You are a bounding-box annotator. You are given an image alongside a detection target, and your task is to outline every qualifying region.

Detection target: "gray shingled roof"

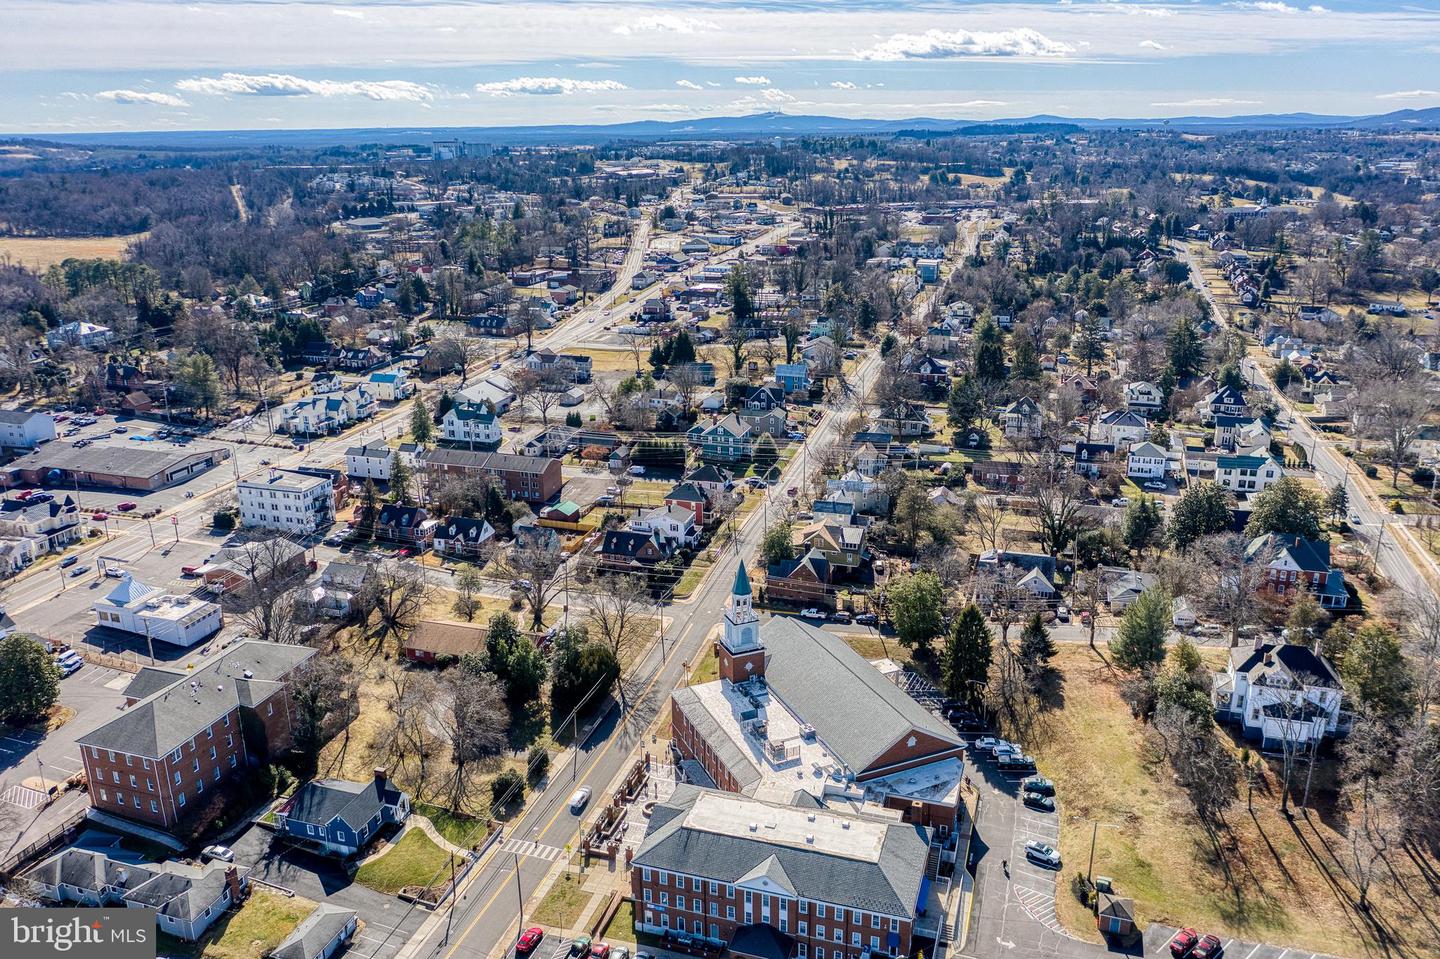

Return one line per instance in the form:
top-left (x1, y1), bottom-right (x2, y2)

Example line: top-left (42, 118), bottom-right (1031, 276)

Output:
top-left (632, 785), bottom-right (928, 919)
top-left (269, 903), bottom-right (357, 959)
top-left (123, 666), bottom-right (187, 702)
top-left (761, 617), bottom-right (961, 775)
top-left (671, 687), bottom-right (761, 792)
top-left (282, 776), bottom-right (405, 832)
top-left (79, 641), bottom-right (315, 758)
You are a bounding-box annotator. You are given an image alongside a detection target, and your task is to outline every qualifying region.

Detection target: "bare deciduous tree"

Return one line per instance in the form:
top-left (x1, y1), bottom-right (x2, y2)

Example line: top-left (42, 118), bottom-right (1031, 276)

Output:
top-left (361, 561), bottom-right (432, 651)
top-left (433, 670), bottom-right (509, 811)
top-left (1188, 532), bottom-right (1270, 648)
top-left (500, 543), bottom-right (566, 630)
top-left (584, 575), bottom-right (654, 709)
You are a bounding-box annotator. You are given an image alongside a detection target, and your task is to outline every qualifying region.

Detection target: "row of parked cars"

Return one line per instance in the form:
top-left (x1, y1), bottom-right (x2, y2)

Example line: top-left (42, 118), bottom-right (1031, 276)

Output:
top-left (1169, 928), bottom-right (1224, 959)
top-left (515, 928), bottom-right (652, 959)
top-left (968, 735), bottom-right (1064, 869)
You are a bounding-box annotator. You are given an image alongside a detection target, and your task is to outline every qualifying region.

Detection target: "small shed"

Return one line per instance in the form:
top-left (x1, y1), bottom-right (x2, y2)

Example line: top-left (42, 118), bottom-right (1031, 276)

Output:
top-left (1096, 892), bottom-right (1136, 937)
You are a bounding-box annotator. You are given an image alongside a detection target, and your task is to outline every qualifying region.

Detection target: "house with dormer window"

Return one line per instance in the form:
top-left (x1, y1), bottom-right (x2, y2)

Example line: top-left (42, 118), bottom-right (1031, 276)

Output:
top-left (1212, 641), bottom-right (1347, 749)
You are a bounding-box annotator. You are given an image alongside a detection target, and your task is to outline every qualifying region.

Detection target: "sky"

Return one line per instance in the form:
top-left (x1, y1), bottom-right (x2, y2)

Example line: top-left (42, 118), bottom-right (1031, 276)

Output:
top-left (4, 0), bottom-right (1440, 135)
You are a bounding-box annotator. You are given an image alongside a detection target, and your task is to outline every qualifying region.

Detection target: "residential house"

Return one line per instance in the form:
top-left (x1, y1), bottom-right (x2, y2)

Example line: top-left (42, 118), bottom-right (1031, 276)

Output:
top-left (1072, 442), bottom-right (1115, 479)
top-left (268, 904), bottom-right (359, 959)
top-left (792, 518), bottom-right (865, 571)
top-left (1247, 533), bottom-right (1349, 609)
top-left (22, 849), bottom-right (246, 942)
top-left (1000, 397), bottom-right (1043, 439)
top-left (906, 354), bottom-right (951, 389)
top-left (1126, 441), bottom-right (1168, 480)
top-left (432, 516), bottom-right (497, 559)
top-left (1213, 642), bottom-right (1347, 749)
top-left (1201, 385), bottom-right (1250, 421)
top-left (276, 770), bottom-right (411, 857)
top-left (524, 348), bottom-right (593, 384)
top-left (201, 539), bottom-right (307, 595)
top-left (239, 469), bottom-right (335, 533)
top-left (345, 442), bottom-right (419, 481)
top-left (78, 641), bottom-right (314, 831)
top-left (1124, 381), bottom-right (1164, 417)
top-left (313, 561), bottom-right (373, 618)
top-left (773, 363), bottom-right (811, 395)
top-left (1216, 453), bottom-right (1282, 496)
top-left (682, 464), bottom-right (732, 500)
top-left (456, 376), bottom-right (517, 415)
top-left (876, 401), bottom-right (931, 437)
top-left (513, 516), bottom-right (561, 553)
top-left (633, 504), bottom-right (702, 552)
top-left (374, 504), bottom-right (433, 547)
top-left (765, 548), bottom-right (833, 609)
top-left (664, 482), bottom-right (712, 526)
top-left (403, 619), bottom-right (488, 663)
top-left (826, 469), bottom-right (889, 514)
top-left (1213, 416), bottom-right (1271, 453)
top-left (0, 495), bottom-right (82, 554)
top-left (688, 414), bottom-right (757, 463)
top-left (47, 321), bottom-right (113, 350)
top-left (0, 409), bottom-right (56, 449)
top-left (367, 369), bottom-right (414, 402)
top-left (595, 528), bottom-right (667, 572)
top-left (1094, 410), bottom-right (1149, 448)
top-left (743, 384), bottom-right (786, 413)
top-left (1102, 567), bottom-right (1157, 610)
top-left (442, 403), bottom-right (502, 448)
top-left (971, 460), bottom-right (1025, 490)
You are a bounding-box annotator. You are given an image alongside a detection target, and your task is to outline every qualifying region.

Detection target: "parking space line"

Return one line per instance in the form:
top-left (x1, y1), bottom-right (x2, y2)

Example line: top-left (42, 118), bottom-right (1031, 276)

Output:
top-left (1241, 944), bottom-right (1262, 959)
top-left (1275, 949), bottom-right (1288, 959)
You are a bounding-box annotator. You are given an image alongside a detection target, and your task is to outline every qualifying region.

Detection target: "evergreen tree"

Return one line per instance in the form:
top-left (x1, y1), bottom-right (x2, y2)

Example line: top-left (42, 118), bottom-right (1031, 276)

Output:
top-left (435, 391), bottom-right (455, 421)
top-left (389, 453), bottom-right (414, 505)
top-left (0, 634), bottom-right (60, 724)
top-left (947, 374), bottom-right (981, 430)
top-left (1244, 477), bottom-right (1322, 540)
top-left (410, 398), bottom-right (435, 444)
top-left (1325, 482), bottom-right (1349, 521)
top-left (358, 479), bottom-right (381, 538)
top-left (753, 432), bottom-right (779, 469)
top-left (1166, 315), bottom-right (1205, 382)
top-left (670, 331), bottom-right (697, 366)
top-left (1340, 623), bottom-right (1416, 725)
top-left (943, 605), bottom-right (993, 707)
top-left (886, 572), bottom-right (946, 650)
top-left (1167, 481), bottom-right (1233, 550)
top-left (726, 265), bottom-right (755, 324)
top-left (1074, 312), bottom-right (1105, 376)
top-left (1111, 587), bottom-right (1172, 672)
top-left (1010, 336), bottom-right (1042, 382)
top-left (1017, 612), bottom-right (1057, 686)
top-left (973, 315), bottom-right (1006, 382)
top-left (1122, 495), bottom-right (1164, 553)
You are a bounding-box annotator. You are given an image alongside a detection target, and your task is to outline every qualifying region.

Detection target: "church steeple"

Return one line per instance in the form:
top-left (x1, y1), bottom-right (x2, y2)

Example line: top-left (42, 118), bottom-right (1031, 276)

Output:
top-left (719, 561), bottom-right (765, 683)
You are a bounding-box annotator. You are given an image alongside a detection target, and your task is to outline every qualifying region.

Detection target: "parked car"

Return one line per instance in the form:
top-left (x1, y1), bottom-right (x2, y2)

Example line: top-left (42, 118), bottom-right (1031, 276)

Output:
top-left (1022, 776), bottom-right (1055, 796)
top-left (590, 944), bottom-right (611, 959)
top-left (181, 565), bottom-right (200, 576)
top-left (569, 936), bottom-right (592, 955)
top-left (855, 613), bottom-right (879, 626)
top-left (627, 465), bottom-right (646, 476)
top-left (610, 947), bottom-right (630, 959)
top-left (1168, 928), bottom-right (1200, 957)
top-left (1143, 481), bottom-right (1167, 492)
top-left (1054, 605), bottom-right (1069, 623)
top-left (90, 511), bottom-right (108, 521)
top-left (1025, 840), bottom-right (1062, 868)
top-left (1192, 934), bottom-right (1223, 959)
top-left (787, 431), bottom-right (806, 441)
top-left (104, 567), bottom-right (125, 578)
top-left (974, 736), bottom-right (999, 752)
top-left (1347, 513), bottom-right (1364, 526)
top-left (59, 658), bottom-right (83, 677)
top-left (116, 502), bottom-right (137, 511)
top-left (1023, 793), bottom-right (1055, 813)
top-left (830, 610), bottom-right (851, 623)
top-left (112, 426), bottom-right (127, 434)
top-left (569, 786), bottom-right (592, 812)
top-left (515, 928), bottom-right (544, 955)
top-left (999, 754), bottom-right (1037, 772)
top-left (1111, 496), bottom-right (1130, 507)
top-left (200, 844), bottom-right (234, 863)
top-left (323, 533), bottom-right (346, 547)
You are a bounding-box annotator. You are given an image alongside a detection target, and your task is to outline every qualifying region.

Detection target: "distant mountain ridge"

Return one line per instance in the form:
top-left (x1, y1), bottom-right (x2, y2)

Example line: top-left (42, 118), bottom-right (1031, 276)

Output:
top-left (9, 106), bottom-right (1440, 150)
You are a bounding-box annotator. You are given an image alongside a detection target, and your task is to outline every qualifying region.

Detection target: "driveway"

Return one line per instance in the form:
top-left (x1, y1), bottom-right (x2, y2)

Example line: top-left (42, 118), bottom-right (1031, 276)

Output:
top-left (228, 823), bottom-right (428, 959)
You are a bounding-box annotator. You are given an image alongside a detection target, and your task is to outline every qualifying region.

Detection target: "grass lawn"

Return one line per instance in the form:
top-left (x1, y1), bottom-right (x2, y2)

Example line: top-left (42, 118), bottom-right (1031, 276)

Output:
top-left (159, 891), bottom-right (313, 959)
top-left (413, 802), bottom-right (492, 850)
top-left (687, 647), bottom-right (719, 685)
top-left (355, 828), bottom-right (463, 895)
top-left (1034, 645), bottom-right (1440, 957)
top-left (602, 898), bottom-right (637, 944)
top-left (531, 872), bottom-right (593, 930)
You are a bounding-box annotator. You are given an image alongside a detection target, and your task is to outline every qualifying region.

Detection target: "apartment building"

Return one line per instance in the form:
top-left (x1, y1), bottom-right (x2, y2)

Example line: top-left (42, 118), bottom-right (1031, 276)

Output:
top-left (78, 642), bottom-right (315, 831)
top-left (238, 469), bottom-right (335, 533)
top-left (418, 448), bottom-right (562, 504)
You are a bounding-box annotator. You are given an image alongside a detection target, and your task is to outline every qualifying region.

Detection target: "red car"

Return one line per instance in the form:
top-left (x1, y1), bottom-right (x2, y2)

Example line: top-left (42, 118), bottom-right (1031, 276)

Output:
top-left (1169, 929), bottom-right (1199, 957)
top-left (1192, 935), bottom-right (1223, 959)
top-left (515, 928), bottom-right (544, 955)
top-left (91, 511), bottom-right (109, 521)
top-left (590, 945), bottom-right (610, 959)
top-left (116, 502), bottom-right (137, 511)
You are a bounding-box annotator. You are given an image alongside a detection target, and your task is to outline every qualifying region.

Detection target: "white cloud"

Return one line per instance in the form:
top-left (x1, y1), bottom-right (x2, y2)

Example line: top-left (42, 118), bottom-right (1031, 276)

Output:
top-left (831, 80), bottom-right (858, 90)
top-left (1229, 1), bottom-right (1327, 11)
top-left (177, 72), bottom-right (433, 101)
top-left (1376, 89), bottom-right (1440, 99)
top-left (855, 27), bottom-right (1074, 61)
top-left (734, 75), bottom-right (772, 85)
top-left (473, 76), bottom-right (628, 96)
top-left (95, 89), bottom-right (188, 107)
top-left (332, 9), bottom-right (365, 19)
top-left (1152, 97), bottom-right (1262, 106)
top-left (1139, 39), bottom-right (1166, 50)
top-left (761, 88), bottom-right (795, 103)
top-left (612, 15), bottom-right (719, 36)
top-left (675, 79), bottom-right (704, 91)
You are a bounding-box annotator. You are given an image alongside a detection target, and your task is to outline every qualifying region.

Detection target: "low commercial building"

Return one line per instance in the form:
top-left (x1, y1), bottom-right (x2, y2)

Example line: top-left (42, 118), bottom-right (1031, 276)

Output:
top-left (7, 442), bottom-right (229, 491)
top-left (93, 574), bottom-right (223, 647)
top-left (0, 409), bottom-right (56, 449)
top-left (238, 469), bottom-right (335, 533)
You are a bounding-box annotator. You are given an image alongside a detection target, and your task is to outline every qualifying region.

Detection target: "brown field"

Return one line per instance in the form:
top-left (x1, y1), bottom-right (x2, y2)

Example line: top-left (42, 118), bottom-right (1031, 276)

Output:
top-left (1035, 644), bottom-right (1440, 958)
top-left (0, 233), bottom-right (147, 269)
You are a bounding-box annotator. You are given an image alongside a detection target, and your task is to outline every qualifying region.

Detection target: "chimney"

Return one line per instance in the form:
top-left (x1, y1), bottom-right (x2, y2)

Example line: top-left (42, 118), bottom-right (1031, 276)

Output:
top-left (224, 866), bottom-right (244, 903)
top-left (374, 767), bottom-right (388, 785)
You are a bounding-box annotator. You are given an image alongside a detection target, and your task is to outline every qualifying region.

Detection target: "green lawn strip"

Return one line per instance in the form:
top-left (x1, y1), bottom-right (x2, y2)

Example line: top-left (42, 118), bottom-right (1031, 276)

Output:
top-left (413, 802), bottom-right (491, 849)
top-left (354, 828), bottom-right (462, 895)
top-left (602, 898), bottom-right (637, 944)
top-left (530, 872), bottom-right (592, 929)
top-left (158, 890), bottom-right (313, 959)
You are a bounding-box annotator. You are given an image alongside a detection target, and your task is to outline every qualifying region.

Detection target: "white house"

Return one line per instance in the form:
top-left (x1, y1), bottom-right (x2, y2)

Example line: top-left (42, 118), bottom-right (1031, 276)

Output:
top-left (1213, 642), bottom-right (1346, 750)
top-left (345, 442), bottom-right (419, 481)
top-left (367, 369), bottom-right (414, 402)
top-left (0, 409), bottom-right (56, 449)
top-left (456, 376), bottom-right (516, 415)
top-left (1127, 441), bottom-right (1168, 480)
top-left (1095, 409), bottom-right (1148, 449)
top-left (1000, 397), bottom-right (1043, 439)
top-left (47, 321), bottom-right (112, 350)
top-left (442, 404), bottom-right (502, 447)
top-left (1125, 381), bottom-right (1164, 417)
top-left (238, 469), bottom-right (335, 533)
top-left (93, 574), bottom-right (223, 647)
top-left (632, 504), bottom-right (701, 552)
top-left (1216, 453), bottom-right (1282, 496)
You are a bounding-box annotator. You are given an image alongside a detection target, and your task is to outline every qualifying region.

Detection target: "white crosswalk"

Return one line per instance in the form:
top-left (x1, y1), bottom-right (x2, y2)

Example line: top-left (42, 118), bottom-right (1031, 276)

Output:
top-left (500, 838), bottom-right (564, 862)
top-left (1, 784), bottom-right (47, 809)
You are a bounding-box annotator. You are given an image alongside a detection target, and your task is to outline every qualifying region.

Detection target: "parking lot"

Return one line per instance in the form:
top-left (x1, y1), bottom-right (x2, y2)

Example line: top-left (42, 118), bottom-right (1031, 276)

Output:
top-left (1144, 927), bottom-right (1348, 959)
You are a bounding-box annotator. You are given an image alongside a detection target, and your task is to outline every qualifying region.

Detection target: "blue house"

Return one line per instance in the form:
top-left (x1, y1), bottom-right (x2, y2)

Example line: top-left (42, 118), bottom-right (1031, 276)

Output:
top-left (276, 771), bottom-right (411, 857)
top-left (687, 414), bottom-right (756, 463)
top-left (354, 288), bottom-right (383, 309)
top-left (774, 363), bottom-right (811, 396)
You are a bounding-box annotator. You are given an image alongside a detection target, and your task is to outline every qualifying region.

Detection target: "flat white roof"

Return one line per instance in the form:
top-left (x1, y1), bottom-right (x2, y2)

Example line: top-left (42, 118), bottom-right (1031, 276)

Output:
top-left (684, 790), bottom-right (888, 864)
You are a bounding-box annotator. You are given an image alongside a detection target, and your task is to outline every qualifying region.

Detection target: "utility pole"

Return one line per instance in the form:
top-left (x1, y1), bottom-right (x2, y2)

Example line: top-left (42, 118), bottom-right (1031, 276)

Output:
top-left (146, 519), bottom-right (156, 548)
top-left (1086, 821), bottom-right (1098, 887)
top-left (35, 755), bottom-right (48, 804)
top-left (444, 854), bottom-right (458, 944)
top-left (513, 851), bottom-right (524, 939)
